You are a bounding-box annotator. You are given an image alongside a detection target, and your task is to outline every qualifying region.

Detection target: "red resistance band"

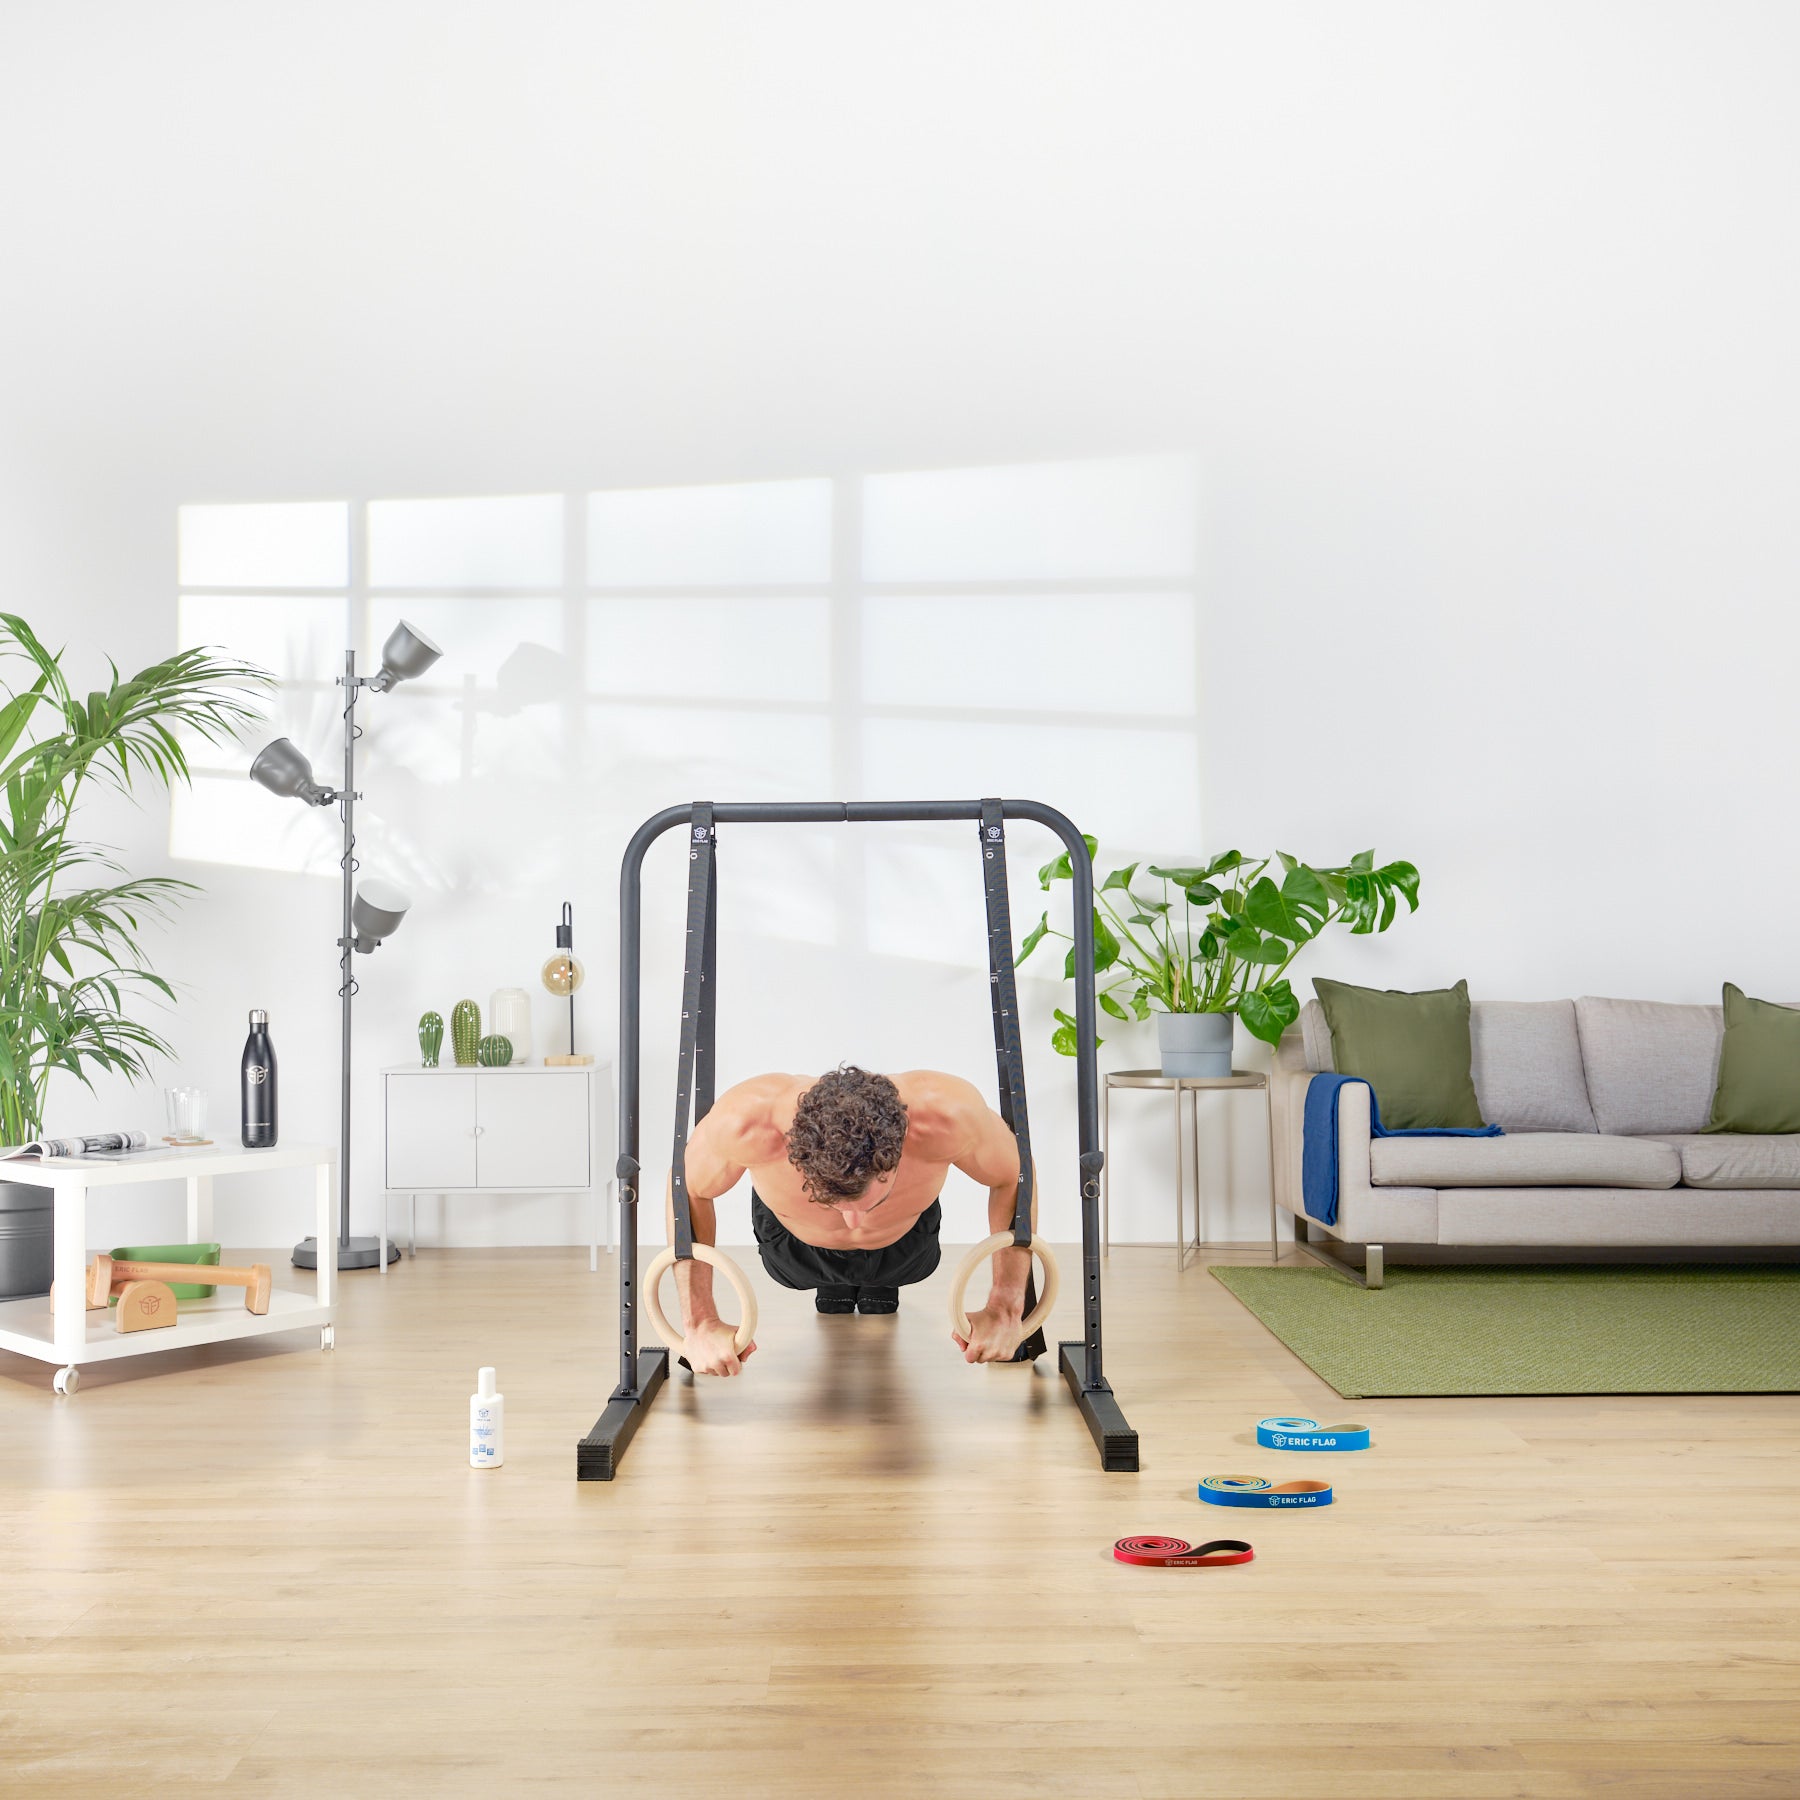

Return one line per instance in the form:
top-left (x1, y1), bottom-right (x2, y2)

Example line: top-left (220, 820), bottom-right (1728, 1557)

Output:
top-left (1113, 1535), bottom-right (1254, 1568)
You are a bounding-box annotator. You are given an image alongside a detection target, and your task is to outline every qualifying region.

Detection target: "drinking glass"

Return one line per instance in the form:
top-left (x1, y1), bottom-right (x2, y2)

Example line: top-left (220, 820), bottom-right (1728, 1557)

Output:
top-left (165, 1087), bottom-right (209, 1143)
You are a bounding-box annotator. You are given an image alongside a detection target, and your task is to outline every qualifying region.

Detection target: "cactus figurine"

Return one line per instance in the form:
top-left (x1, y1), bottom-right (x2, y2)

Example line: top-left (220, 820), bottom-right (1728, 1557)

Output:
top-left (476, 1033), bottom-right (513, 1068)
top-left (451, 998), bottom-right (481, 1067)
top-left (418, 1010), bottom-right (444, 1068)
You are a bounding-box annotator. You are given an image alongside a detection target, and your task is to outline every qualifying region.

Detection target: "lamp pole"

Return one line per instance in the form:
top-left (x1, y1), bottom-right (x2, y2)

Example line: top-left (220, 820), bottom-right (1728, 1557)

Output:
top-left (252, 619), bottom-right (440, 1271)
top-left (335, 647), bottom-right (361, 1265)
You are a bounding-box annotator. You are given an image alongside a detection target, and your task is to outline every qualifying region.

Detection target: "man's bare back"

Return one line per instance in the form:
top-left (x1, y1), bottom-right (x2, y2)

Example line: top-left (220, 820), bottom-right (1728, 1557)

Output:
top-left (668, 1065), bottom-right (1035, 1375)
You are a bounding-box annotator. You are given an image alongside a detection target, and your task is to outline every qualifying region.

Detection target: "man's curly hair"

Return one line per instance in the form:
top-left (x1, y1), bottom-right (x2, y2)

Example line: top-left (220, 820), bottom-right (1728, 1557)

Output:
top-left (787, 1065), bottom-right (909, 1203)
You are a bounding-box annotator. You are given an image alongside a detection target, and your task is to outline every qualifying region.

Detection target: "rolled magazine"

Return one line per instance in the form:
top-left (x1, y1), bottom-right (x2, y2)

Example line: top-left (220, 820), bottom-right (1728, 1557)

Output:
top-left (6, 1130), bottom-right (151, 1159)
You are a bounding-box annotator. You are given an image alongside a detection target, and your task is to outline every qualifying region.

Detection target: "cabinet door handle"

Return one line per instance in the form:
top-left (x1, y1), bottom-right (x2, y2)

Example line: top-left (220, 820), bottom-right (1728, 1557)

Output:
top-left (470, 1126), bottom-right (485, 1136)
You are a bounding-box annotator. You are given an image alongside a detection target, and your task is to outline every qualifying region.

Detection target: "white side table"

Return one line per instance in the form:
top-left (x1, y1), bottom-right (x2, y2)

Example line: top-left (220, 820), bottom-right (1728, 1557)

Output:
top-left (1102, 1070), bottom-right (1277, 1270)
top-left (382, 1063), bottom-right (610, 1269)
top-left (0, 1141), bottom-right (337, 1394)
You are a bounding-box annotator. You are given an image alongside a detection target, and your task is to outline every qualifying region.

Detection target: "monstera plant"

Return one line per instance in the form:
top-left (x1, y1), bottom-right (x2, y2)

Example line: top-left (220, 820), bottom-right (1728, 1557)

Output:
top-left (0, 614), bottom-right (269, 1142)
top-left (1018, 841), bottom-right (1421, 1054)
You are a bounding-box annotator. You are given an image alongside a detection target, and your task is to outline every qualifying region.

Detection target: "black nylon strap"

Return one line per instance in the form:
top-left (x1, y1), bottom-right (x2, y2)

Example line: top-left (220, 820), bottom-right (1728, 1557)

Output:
top-left (670, 802), bottom-right (716, 1261)
top-left (979, 800), bottom-right (1033, 1247)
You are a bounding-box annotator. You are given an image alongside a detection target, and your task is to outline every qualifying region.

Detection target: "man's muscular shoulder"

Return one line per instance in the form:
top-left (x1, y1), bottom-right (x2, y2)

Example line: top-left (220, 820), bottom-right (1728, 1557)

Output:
top-left (696, 1073), bottom-right (801, 1165)
top-left (892, 1069), bottom-right (994, 1159)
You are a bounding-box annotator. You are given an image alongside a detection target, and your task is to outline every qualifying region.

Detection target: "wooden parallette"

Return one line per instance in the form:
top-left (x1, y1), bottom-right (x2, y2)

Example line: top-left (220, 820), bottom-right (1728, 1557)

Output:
top-left (86, 1254), bottom-right (273, 1316)
top-left (113, 1279), bottom-right (179, 1333)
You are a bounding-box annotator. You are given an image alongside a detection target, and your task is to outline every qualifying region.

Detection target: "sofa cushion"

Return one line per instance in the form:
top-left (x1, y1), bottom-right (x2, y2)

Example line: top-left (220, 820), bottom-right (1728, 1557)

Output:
top-left (1469, 1000), bottom-right (1597, 1134)
top-left (1434, 1186), bottom-right (1800, 1247)
top-left (1303, 998), bottom-right (1598, 1132)
top-left (1312, 977), bottom-right (1486, 1129)
top-left (1574, 997), bottom-right (1723, 1135)
top-left (1646, 1132), bottom-right (1800, 1190)
top-left (1705, 983), bottom-right (1800, 1133)
top-left (1369, 1132), bottom-right (1678, 1189)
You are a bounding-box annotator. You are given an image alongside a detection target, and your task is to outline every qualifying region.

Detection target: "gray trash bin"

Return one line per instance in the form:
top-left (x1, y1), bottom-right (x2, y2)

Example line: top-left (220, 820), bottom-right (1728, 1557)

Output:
top-left (0, 1181), bottom-right (53, 1298)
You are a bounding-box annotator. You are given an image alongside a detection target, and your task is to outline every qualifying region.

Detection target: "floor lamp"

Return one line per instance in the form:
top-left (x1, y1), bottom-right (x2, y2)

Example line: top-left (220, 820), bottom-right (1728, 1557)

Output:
top-left (250, 620), bottom-right (443, 1270)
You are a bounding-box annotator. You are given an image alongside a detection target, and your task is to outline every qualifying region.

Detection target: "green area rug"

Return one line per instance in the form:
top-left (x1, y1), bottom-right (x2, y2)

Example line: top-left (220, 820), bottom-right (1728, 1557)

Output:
top-left (1209, 1263), bottom-right (1800, 1397)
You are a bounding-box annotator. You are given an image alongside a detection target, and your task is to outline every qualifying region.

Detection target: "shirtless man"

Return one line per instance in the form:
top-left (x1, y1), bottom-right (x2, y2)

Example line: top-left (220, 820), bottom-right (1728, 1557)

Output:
top-left (667, 1064), bottom-right (1041, 1377)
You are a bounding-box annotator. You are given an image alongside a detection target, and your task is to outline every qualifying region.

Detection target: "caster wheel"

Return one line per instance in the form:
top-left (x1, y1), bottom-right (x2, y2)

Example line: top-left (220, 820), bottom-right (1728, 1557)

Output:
top-left (53, 1366), bottom-right (79, 1396)
top-left (320, 1325), bottom-right (335, 1351)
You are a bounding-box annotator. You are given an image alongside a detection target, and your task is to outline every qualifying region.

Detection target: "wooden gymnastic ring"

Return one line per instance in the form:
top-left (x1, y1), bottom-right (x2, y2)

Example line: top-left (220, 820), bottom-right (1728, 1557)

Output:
top-left (948, 1232), bottom-right (1059, 1345)
top-left (642, 1243), bottom-right (758, 1360)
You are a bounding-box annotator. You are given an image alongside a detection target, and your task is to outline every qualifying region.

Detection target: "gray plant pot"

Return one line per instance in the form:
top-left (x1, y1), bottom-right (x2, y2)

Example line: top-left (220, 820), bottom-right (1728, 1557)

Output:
top-left (1157, 1011), bottom-right (1234, 1079)
top-left (0, 1180), bottom-right (53, 1299)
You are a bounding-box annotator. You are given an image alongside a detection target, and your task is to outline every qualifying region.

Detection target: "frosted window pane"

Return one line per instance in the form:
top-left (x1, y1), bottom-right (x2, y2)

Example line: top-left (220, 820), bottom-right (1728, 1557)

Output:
top-left (179, 594), bottom-right (345, 688)
top-left (588, 598), bottom-right (829, 702)
top-left (862, 455), bottom-right (1197, 583)
top-left (368, 494), bottom-right (564, 588)
top-left (366, 598), bottom-right (567, 694)
top-left (588, 480), bottom-right (831, 586)
top-left (862, 594), bottom-right (1193, 714)
top-left (861, 719), bottom-right (1200, 848)
top-left (170, 775), bottom-right (340, 875)
top-left (178, 503), bottom-right (348, 588)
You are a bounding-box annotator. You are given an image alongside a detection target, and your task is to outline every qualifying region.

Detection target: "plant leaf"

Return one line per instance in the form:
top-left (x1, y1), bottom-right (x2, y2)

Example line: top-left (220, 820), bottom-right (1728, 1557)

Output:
top-left (1237, 978), bottom-right (1300, 1045)
top-left (1017, 912), bottom-right (1051, 964)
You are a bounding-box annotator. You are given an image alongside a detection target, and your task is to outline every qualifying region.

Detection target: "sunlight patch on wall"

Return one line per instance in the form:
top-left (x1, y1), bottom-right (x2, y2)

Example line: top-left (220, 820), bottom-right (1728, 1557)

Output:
top-left (170, 774), bottom-right (341, 875)
top-left (588, 478), bottom-right (832, 586)
top-left (588, 597), bottom-right (829, 703)
top-left (367, 494), bottom-right (564, 588)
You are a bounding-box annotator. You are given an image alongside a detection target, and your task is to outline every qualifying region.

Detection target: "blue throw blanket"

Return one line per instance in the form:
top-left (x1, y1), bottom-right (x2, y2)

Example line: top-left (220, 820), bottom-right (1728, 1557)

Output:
top-left (1301, 1073), bottom-right (1503, 1226)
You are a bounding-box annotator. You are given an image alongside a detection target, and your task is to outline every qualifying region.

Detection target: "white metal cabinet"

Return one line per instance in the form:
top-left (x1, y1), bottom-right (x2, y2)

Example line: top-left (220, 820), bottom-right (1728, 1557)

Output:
top-left (385, 1072), bottom-right (479, 1188)
top-left (381, 1065), bottom-right (607, 1269)
top-left (476, 1069), bottom-right (590, 1189)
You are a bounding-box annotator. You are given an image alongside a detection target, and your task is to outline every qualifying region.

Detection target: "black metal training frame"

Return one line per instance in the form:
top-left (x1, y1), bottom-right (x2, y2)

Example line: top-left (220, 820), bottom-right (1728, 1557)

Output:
top-left (576, 799), bottom-right (1140, 1480)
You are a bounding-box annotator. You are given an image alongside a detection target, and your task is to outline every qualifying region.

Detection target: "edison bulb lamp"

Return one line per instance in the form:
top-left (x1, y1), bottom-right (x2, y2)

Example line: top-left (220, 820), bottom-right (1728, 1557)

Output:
top-left (541, 901), bottom-right (590, 1063)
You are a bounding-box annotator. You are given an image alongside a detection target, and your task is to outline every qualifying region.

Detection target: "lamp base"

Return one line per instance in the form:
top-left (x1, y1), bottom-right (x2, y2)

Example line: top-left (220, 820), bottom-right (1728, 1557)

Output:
top-left (292, 1235), bottom-right (402, 1270)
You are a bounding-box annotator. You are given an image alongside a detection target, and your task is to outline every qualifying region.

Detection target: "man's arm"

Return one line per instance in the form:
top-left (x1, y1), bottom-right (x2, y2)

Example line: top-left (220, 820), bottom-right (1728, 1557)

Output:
top-left (663, 1083), bottom-right (768, 1376)
top-left (936, 1077), bottom-right (1036, 1364)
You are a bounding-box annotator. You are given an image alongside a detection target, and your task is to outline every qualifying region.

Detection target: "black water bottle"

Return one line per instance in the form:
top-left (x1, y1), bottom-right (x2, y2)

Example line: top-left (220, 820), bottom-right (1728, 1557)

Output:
top-left (241, 1008), bottom-right (278, 1148)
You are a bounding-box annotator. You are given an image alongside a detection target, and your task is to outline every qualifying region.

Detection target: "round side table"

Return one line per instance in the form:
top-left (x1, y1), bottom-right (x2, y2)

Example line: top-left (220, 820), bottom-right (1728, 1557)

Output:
top-left (1102, 1069), bottom-right (1278, 1270)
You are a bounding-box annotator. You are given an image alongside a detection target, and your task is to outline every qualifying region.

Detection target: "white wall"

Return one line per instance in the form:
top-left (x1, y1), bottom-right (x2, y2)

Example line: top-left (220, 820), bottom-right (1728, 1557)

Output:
top-left (2, 1), bottom-right (1796, 1251)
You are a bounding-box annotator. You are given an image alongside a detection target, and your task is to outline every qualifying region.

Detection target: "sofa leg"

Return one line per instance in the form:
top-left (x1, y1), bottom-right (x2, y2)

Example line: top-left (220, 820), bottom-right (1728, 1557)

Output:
top-left (1293, 1216), bottom-right (1385, 1289)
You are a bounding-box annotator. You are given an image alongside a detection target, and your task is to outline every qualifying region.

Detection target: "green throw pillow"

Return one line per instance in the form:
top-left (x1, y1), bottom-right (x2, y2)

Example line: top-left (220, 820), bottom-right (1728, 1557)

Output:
top-left (1704, 982), bottom-right (1800, 1134)
top-left (1313, 977), bottom-right (1487, 1130)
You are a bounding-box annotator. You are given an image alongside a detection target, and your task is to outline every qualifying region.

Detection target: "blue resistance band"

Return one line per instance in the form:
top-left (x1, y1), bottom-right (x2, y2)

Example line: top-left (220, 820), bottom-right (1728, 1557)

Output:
top-left (1199, 1474), bottom-right (1333, 1509)
top-left (1256, 1416), bottom-right (1371, 1453)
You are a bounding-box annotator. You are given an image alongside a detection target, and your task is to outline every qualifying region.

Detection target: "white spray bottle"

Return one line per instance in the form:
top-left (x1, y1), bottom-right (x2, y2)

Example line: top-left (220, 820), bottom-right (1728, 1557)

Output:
top-left (470, 1366), bottom-right (504, 1468)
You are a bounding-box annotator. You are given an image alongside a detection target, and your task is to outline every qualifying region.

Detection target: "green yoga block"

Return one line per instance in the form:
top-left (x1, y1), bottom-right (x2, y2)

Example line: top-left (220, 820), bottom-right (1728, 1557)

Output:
top-left (451, 999), bottom-right (481, 1067)
top-left (111, 1241), bottom-right (221, 1303)
top-left (418, 1011), bottom-right (444, 1067)
top-left (476, 1033), bottom-right (513, 1067)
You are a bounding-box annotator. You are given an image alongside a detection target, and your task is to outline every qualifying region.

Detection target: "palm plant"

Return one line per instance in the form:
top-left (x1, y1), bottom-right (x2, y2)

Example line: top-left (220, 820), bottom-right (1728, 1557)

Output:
top-left (0, 614), bottom-right (270, 1143)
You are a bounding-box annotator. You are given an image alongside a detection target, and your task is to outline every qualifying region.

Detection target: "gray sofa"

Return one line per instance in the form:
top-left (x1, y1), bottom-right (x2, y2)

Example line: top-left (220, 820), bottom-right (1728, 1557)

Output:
top-left (1270, 996), bottom-right (1800, 1286)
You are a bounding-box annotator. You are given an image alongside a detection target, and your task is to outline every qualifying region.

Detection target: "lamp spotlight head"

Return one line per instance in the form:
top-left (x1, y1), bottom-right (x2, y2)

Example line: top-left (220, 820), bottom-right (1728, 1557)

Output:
top-left (369, 618), bottom-right (443, 692)
top-left (249, 738), bottom-right (333, 806)
top-left (350, 878), bottom-right (412, 952)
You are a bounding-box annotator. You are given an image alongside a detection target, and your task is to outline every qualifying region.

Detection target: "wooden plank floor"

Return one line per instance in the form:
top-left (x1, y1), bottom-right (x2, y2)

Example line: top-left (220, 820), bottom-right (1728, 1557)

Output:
top-left (2, 1243), bottom-right (1797, 1797)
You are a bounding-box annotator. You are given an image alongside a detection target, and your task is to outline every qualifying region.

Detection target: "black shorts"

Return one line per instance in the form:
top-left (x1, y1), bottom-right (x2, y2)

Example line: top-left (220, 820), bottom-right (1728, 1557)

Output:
top-left (751, 1193), bottom-right (943, 1292)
